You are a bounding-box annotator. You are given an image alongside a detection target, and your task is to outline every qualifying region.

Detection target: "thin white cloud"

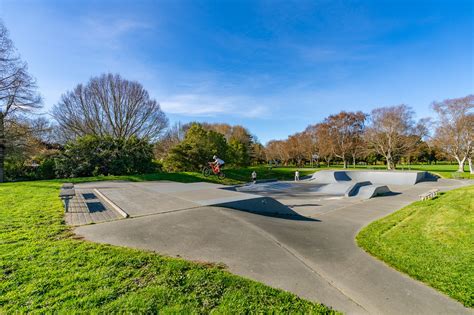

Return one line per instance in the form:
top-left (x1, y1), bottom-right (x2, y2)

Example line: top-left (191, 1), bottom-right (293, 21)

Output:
top-left (161, 93), bottom-right (269, 118)
top-left (81, 16), bottom-right (152, 49)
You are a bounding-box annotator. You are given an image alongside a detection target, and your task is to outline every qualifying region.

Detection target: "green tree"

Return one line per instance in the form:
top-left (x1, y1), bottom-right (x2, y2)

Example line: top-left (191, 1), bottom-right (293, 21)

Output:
top-left (228, 138), bottom-right (250, 166)
top-left (164, 123), bottom-right (227, 171)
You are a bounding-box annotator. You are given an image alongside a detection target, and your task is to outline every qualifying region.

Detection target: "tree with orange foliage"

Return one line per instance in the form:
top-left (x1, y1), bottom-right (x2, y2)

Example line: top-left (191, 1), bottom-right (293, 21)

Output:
top-left (324, 111), bottom-right (366, 168)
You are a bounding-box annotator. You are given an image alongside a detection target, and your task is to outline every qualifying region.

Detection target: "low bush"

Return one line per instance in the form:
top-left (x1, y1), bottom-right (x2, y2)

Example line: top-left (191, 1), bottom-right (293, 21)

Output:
top-left (55, 135), bottom-right (156, 178)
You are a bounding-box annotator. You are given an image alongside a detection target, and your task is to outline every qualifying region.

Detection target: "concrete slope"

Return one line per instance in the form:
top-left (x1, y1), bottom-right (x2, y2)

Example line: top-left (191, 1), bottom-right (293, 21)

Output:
top-left (355, 184), bottom-right (391, 199)
top-left (231, 180), bottom-right (472, 315)
top-left (310, 170), bottom-right (352, 183)
top-left (208, 196), bottom-right (301, 216)
top-left (76, 206), bottom-right (365, 313)
top-left (345, 170), bottom-right (429, 185)
top-left (78, 181), bottom-right (299, 218)
top-left (310, 170), bottom-right (432, 185)
top-left (75, 179), bottom-right (473, 315)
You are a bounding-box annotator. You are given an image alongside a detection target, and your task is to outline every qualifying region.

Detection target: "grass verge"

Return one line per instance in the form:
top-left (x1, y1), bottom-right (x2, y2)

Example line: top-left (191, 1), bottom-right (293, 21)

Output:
top-left (356, 185), bottom-right (474, 307)
top-left (0, 180), bottom-right (337, 313)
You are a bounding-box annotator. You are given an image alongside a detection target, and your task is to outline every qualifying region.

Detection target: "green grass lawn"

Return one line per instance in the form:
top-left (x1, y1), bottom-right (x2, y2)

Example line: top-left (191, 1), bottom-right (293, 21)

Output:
top-left (356, 185), bottom-right (474, 307)
top-left (0, 180), bottom-right (337, 313)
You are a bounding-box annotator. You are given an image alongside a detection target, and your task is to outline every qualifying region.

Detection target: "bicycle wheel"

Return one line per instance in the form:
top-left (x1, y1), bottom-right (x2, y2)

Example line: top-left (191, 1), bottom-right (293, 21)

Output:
top-left (202, 166), bottom-right (212, 177)
top-left (218, 172), bottom-right (226, 179)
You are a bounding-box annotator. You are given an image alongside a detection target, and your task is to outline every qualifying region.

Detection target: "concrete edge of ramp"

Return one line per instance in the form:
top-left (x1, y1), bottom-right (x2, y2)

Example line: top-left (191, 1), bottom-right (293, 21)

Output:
top-left (344, 181), bottom-right (372, 197)
top-left (93, 189), bottom-right (129, 218)
top-left (356, 185), bottom-right (391, 199)
top-left (310, 170), bottom-right (351, 183)
top-left (213, 196), bottom-right (301, 216)
top-left (311, 170), bottom-right (434, 185)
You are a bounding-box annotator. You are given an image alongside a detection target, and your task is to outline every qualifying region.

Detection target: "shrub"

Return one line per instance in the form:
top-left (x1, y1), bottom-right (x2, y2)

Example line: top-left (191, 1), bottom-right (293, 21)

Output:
top-left (38, 156), bottom-right (57, 179)
top-left (55, 135), bottom-right (156, 177)
top-left (163, 123), bottom-right (228, 171)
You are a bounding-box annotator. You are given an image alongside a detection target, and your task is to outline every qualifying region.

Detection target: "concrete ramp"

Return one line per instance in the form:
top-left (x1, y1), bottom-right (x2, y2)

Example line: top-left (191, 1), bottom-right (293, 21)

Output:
top-left (306, 170), bottom-right (436, 199)
top-left (210, 196), bottom-right (300, 216)
top-left (356, 185), bottom-right (391, 199)
top-left (344, 170), bottom-right (430, 185)
top-left (344, 181), bottom-right (372, 197)
top-left (311, 170), bottom-right (432, 185)
top-left (315, 182), bottom-right (354, 195)
top-left (97, 187), bottom-right (199, 217)
top-left (308, 181), bottom-right (391, 199)
top-left (89, 181), bottom-right (298, 218)
top-left (310, 170), bottom-right (351, 183)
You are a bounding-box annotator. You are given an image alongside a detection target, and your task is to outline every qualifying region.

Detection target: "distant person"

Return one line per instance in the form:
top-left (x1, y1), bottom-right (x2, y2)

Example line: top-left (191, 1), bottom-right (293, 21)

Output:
top-left (295, 170), bottom-right (300, 181)
top-left (212, 155), bottom-right (225, 173)
top-left (251, 171), bottom-right (257, 183)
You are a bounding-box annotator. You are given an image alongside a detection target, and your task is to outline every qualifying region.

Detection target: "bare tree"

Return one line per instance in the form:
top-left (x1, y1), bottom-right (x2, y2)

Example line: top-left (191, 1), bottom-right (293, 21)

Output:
top-left (432, 95), bottom-right (474, 173)
top-left (305, 123), bottom-right (334, 167)
top-left (365, 105), bottom-right (424, 170)
top-left (154, 122), bottom-right (186, 160)
top-left (52, 73), bottom-right (168, 141)
top-left (265, 140), bottom-right (286, 165)
top-left (0, 21), bottom-right (42, 182)
top-left (304, 124), bottom-right (321, 167)
top-left (324, 111), bottom-right (366, 168)
top-left (285, 132), bottom-right (307, 166)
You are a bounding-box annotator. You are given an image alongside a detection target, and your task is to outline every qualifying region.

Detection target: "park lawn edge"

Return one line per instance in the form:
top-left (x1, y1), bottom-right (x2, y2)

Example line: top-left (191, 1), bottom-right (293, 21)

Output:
top-left (0, 178), bottom-right (338, 313)
top-left (355, 185), bottom-right (474, 308)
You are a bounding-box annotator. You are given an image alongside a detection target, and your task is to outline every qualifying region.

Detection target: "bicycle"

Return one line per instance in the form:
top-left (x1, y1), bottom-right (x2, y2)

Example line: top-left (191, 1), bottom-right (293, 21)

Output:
top-left (202, 162), bottom-right (226, 179)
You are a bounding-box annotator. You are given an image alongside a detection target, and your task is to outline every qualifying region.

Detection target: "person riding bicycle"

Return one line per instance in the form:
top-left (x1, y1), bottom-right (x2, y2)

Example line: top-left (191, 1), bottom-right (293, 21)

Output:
top-left (211, 155), bottom-right (225, 173)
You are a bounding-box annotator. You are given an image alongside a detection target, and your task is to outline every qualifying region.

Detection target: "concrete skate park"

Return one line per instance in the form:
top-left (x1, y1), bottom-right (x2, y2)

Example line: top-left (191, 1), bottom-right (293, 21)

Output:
top-left (71, 170), bottom-right (472, 314)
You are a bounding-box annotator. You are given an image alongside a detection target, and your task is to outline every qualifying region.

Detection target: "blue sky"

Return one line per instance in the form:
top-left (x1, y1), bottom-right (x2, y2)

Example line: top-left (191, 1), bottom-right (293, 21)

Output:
top-left (1, 0), bottom-right (473, 143)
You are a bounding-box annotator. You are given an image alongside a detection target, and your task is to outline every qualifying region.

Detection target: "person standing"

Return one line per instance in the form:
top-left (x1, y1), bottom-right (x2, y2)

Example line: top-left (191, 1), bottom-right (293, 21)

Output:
top-left (295, 170), bottom-right (300, 181)
top-left (251, 171), bottom-right (257, 183)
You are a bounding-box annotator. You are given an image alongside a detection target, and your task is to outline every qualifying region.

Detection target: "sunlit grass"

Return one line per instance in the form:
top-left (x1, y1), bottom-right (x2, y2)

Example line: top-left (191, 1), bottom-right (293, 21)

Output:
top-left (0, 180), bottom-right (336, 313)
top-left (356, 185), bottom-right (474, 307)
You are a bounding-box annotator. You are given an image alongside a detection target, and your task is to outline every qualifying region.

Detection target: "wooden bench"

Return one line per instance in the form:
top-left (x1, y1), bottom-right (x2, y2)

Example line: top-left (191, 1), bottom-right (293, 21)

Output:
top-left (59, 183), bottom-right (75, 212)
top-left (419, 188), bottom-right (440, 201)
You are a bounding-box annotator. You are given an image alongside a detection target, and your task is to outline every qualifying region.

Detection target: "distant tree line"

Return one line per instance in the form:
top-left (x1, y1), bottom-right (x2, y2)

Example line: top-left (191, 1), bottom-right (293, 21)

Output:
top-left (264, 100), bottom-right (473, 173)
top-left (0, 19), bottom-right (472, 181)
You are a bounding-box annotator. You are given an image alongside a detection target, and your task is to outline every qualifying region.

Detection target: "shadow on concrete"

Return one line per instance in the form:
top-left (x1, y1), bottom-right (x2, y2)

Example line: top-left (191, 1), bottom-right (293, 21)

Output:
top-left (86, 202), bottom-right (107, 212)
top-left (228, 208), bottom-right (321, 222)
top-left (82, 193), bottom-right (97, 200)
top-left (259, 212), bottom-right (321, 222)
top-left (287, 203), bottom-right (321, 208)
top-left (379, 191), bottom-right (402, 197)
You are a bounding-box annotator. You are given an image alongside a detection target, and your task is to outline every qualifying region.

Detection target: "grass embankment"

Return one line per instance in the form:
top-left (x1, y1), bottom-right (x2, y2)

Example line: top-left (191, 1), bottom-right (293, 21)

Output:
top-left (356, 185), bottom-right (474, 307)
top-left (0, 180), bottom-right (336, 313)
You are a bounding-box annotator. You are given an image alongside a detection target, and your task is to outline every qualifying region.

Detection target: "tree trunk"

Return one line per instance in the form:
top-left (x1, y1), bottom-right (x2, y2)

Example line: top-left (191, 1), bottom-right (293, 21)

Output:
top-left (468, 157), bottom-right (473, 174)
top-left (0, 112), bottom-right (5, 183)
top-left (455, 156), bottom-right (466, 172)
top-left (386, 155), bottom-right (394, 170)
top-left (343, 159), bottom-right (347, 169)
top-left (352, 155), bottom-right (356, 168)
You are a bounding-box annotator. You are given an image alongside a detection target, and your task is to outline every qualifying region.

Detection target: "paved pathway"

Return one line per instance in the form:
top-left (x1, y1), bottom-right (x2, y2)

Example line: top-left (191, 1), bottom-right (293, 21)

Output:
top-left (75, 179), bottom-right (473, 314)
top-left (65, 189), bottom-right (123, 225)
